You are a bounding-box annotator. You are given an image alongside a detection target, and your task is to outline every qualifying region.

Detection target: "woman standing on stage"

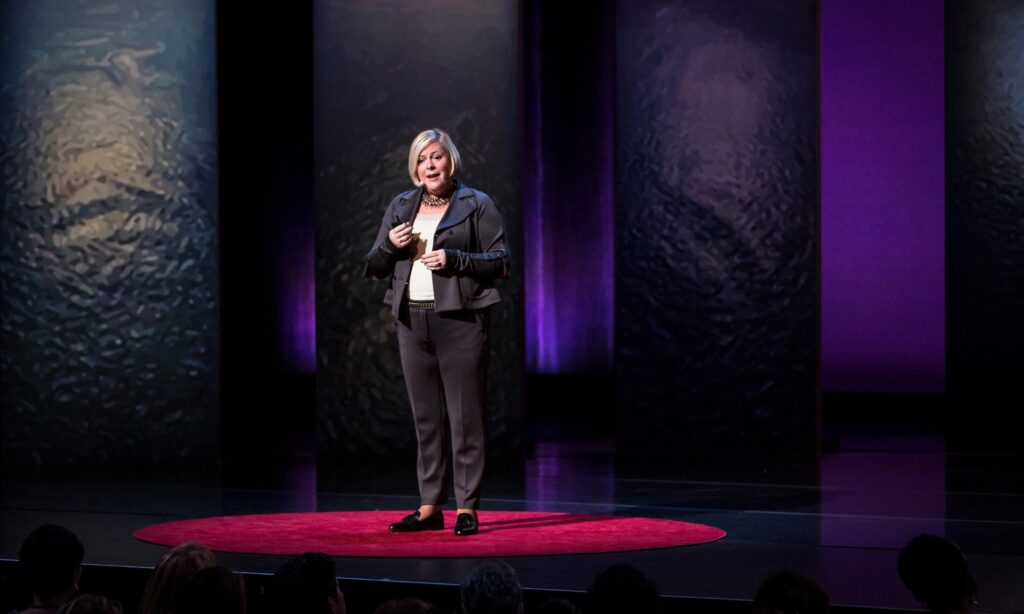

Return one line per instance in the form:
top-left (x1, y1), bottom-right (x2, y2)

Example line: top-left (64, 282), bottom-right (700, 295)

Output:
top-left (364, 128), bottom-right (510, 537)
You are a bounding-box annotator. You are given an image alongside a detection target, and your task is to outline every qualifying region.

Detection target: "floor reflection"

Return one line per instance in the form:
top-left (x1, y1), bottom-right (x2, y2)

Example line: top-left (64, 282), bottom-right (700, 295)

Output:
top-left (525, 441), bottom-right (616, 512)
top-left (821, 435), bottom-right (945, 548)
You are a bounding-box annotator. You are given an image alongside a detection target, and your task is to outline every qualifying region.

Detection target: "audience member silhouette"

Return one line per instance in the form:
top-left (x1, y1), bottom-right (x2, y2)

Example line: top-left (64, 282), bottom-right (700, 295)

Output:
top-left (460, 561), bottom-right (523, 614)
top-left (16, 524), bottom-right (85, 614)
top-left (138, 541), bottom-right (216, 614)
top-left (24, 525), bottom-right (991, 614)
top-left (751, 570), bottom-right (830, 614)
top-left (179, 566), bottom-right (245, 614)
top-left (586, 564), bottom-right (659, 614)
top-left (55, 595), bottom-right (122, 614)
top-left (272, 552), bottom-right (345, 614)
top-left (898, 534), bottom-right (976, 614)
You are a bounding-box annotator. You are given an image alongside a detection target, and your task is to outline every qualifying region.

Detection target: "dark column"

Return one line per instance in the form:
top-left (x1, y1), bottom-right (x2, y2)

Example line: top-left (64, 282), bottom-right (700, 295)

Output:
top-left (217, 0), bottom-right (316, 464)
top-left (522, 0), bottom-right (616, 376)
top-left (615, 0), bottom-right (820, 456)
top-left (314, 1), bottom-right (523, 460)
top-left (946, 1), bottom-right (1024, 453)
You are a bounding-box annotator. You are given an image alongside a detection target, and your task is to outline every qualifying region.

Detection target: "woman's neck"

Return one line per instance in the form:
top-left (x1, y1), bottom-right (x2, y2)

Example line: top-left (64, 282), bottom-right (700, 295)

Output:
top-left (425, 180), bottom-right (455, 197)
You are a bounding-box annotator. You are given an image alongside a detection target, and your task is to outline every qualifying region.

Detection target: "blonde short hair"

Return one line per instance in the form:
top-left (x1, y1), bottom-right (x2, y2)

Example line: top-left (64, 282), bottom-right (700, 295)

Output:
top-left (407, 128), bottom-right (462, 186)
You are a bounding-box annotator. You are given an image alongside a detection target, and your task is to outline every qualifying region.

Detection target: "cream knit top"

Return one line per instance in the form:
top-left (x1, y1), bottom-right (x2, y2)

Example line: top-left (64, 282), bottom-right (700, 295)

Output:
top-left (408, 210), bottom-right (444, 301)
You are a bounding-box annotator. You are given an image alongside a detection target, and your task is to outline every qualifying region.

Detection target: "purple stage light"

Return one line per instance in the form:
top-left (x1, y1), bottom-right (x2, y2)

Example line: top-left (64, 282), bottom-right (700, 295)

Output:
top-left (820, 0), bottom-right (945, 392)
top-left (280, 225), bottom-right (316, 373)
top-left (523, 0), bottom-right (615, 375)
top-left (524, 4), bottom-right (554, 372)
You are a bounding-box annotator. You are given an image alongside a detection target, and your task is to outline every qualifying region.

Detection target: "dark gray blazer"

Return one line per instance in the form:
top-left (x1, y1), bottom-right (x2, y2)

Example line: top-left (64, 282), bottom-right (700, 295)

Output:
top-left (364, 180), bottom-right (509, 316)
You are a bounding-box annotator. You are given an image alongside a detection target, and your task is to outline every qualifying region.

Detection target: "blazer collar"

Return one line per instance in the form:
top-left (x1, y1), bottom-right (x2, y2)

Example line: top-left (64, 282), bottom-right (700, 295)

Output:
top-left (403, 180), bottom-right (475, 231)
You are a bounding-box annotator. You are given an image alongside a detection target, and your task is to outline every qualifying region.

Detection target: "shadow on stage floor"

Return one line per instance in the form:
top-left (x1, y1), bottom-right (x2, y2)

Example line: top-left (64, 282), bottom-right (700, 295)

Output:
top-left (2, 415), bottom-right (1024, 614)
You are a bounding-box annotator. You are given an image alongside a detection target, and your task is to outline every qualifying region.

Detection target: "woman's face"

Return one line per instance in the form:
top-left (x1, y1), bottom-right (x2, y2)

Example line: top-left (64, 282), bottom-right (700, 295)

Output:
top-left (416, 142), bottom-right (451, 194)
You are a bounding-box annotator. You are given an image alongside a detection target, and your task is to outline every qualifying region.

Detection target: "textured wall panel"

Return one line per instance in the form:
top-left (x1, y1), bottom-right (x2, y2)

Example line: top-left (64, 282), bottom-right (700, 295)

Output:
top-left (616, 0), bottom-right (819, 455)
top-left (946, 2), bottom-right (1024, 442)
top-left (314, 1), bottom-right (522, 459)
top-left (0, 0), bottom-right (219, 464)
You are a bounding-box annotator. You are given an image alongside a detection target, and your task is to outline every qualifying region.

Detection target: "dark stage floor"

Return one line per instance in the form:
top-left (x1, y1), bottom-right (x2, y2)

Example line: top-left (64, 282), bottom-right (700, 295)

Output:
top-left (2, 423), bottom-right (1024, 613)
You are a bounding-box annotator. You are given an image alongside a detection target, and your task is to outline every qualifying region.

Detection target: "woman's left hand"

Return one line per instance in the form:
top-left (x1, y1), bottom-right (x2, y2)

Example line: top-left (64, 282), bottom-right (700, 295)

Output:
top-left (422, 249), bottom-right (447, 271)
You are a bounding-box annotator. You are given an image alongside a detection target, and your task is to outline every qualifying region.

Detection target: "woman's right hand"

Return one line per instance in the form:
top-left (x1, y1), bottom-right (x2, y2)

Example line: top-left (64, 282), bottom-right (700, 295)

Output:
top-left (388, 221), bottom-right (413, 249)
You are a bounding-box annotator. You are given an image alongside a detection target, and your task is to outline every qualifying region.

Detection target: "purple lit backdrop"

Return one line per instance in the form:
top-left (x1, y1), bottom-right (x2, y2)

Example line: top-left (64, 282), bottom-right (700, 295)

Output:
top-left (279, 219), bottom-right (316, 374)
top-left (288, 1), bottom-right (948, 389)
top-left (820, 0), bottom-right (945, 392)
top-left (523, 0), bottom-right (615, 374)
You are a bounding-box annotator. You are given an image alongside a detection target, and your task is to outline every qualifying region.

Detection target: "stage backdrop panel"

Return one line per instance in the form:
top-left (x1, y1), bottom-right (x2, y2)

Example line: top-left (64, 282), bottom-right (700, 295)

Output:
top-left (946, 1), bottom-right (1024, 452)
top-left (522, 0), bottom-right (615, 375)
top-left (0, 0), bottom-right (218, 464)
top-left (314, 0), bottom-right (522, 459)
top-left (820, 0), bottom-right (945, 393)
top-left (616, 0), bottom-right (819, 455)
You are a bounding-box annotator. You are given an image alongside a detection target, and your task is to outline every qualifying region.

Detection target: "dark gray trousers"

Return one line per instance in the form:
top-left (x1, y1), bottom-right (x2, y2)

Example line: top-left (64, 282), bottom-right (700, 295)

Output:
top-left (396, 304), bottom-right (489, 509)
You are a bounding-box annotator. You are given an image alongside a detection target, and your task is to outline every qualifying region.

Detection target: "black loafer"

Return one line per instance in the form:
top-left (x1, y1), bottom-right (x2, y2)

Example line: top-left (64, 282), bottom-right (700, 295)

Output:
top-left (454, 512), bottom-right (478, 536)
top-left (389, 511), bottom-right (444, 532)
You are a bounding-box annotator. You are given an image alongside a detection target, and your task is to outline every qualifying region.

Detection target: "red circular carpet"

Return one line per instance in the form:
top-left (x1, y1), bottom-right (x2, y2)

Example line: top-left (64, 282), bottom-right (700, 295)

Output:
top-left (133, 511), bottom-right (726, 558)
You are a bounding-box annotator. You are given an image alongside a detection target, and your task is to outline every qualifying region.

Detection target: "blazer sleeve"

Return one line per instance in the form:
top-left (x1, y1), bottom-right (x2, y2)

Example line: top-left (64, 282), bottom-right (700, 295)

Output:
top-left (445, 193), bottom-right (510, 280)
top-left (364, 197), bottom-right (404, 279)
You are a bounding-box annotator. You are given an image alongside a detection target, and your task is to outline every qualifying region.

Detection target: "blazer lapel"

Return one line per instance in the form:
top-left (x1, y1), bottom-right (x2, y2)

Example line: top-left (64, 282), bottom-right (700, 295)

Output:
top-left (436, 182), bottom-right (476, 233)
top-left (402, 186), bottom-right (424, 226)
